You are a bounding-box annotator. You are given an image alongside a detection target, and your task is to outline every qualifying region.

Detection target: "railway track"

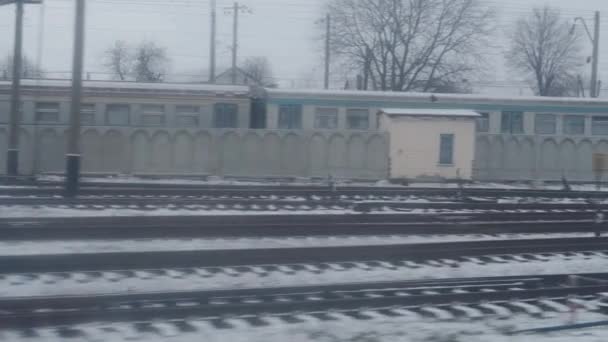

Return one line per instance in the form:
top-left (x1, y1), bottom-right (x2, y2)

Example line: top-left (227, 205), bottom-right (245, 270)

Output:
top-left (1, 195), bottom-right (607, 211)
top-left (3, 182), bottom-right (608, 199)
top-left (0, 213), bottom-right (604, 240)
top-left (2, 273), bottom-right (607, 329)
top-left (2, 237), bottom-right (607, 274)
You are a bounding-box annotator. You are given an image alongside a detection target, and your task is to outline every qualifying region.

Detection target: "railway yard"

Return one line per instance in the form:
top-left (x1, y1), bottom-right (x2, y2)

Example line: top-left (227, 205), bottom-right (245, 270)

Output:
top-left (1, 179), bottom-right (608, 341)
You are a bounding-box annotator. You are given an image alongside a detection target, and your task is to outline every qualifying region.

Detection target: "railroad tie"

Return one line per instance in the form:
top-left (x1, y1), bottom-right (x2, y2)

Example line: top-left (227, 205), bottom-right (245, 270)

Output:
top-left (109, 323), bottom-right (144, 339)
top-left (150, 322), bottom-right (182, 337)
top-left (451, 305), bottom-right (484, 319)
top-left (419, 306), bottom-right (454, 320)
top-left (538, 299), bottom-right (570, 313)
top-left (184, 319), bottom-right (215, 333)
top-left (509, 301), bottom-right (543, 316)
top-left (478, 303), bottom-right (512, 317)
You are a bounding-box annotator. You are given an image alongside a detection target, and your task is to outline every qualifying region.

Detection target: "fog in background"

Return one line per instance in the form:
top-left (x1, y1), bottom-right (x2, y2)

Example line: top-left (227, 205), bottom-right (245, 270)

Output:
top-left (1, 0), bottom-right (608, 94)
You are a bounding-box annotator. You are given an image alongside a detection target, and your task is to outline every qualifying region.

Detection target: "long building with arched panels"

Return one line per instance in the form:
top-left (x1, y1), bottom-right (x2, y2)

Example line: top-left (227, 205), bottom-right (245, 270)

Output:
top-left (264, 89), bottom-right (608, 181)
top-left (0, 80), bottom-right (388, 179)
top-left (2, 79), bottom-right (608, 181)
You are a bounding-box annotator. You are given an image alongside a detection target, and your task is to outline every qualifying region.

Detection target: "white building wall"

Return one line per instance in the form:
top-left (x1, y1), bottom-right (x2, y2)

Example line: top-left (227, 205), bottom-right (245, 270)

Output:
top-left (381, 116), bottom-right (476, 180)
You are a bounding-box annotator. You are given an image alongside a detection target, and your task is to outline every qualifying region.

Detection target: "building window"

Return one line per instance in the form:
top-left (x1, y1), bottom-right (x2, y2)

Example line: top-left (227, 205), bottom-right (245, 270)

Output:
top-left (139, 104), bottom-right (165, 126)
top-left (592, 116), bottom-right (608, 135)
top-left (278, 104), bottom-right (302, 129)
top-left (175, 105), bottom-right (200, 127)
top-left (563, 115), bottom-right (585, 135)
top-left (213, 103), bottom-right (238, 128)
top-left (439, 134), bottom-right (454, 165)
top-left (106, 104), bottom-right (130, 125)
top-left (535, 114), bottom-right (556, 134)
top-left (35, 102), bottom-right (60, 123)
top-left (346, 109), bottom-right (369, 130)
top-left (80, 104), bottom-right (96, 125)
top-left (314, 107), bottom-right (338, 129)
top-left (501, 111), bottom-right (524, 134)
top-left (476, 112), bottom-right (489, 132)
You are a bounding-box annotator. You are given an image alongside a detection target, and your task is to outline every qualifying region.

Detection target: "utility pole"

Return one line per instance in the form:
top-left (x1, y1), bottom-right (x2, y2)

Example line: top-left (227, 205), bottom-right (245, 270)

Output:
top-left (65, 0), bottom-right (86, 197)
top-left (225, 2), bottom-right (250, 85)
top-left (324, 14), bottom-right (330, 89)
top-left (1, 0), bottom-right (41, 176)
top-left (209, 0), bottom-right (216, 83)
top-left (6, 0), bottom-right (23, 176)
top-left (573, 12), bottom-right (601, 98)
top-left (591, 11), bottom-right (600, 98)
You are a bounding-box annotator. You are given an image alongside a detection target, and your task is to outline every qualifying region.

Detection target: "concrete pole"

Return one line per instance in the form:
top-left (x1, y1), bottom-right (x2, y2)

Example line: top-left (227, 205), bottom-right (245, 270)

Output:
top-left (591, 11), bottom-right (600, 98)
top-left (64, 0), bottom-right (86, 197)
top-left (324, 14), bottom-right (330, 89)
top-left (231, 2), bottom-right (238, 85)
top-left (6, 0), bottom-right (24, 176)
top-left (209, 0), bottom-right (216, 83)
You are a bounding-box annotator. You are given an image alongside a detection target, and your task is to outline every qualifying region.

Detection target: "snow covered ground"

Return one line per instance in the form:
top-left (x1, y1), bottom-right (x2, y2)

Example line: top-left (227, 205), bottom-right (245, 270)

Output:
top-left (0, 233), bottom-right (593, 256)
top-left (0, 206), bottom-right (355, 218)
top-left (2, 252), bottom-right (606, 298)
top-left (1, 310), bottom-right (607, 341)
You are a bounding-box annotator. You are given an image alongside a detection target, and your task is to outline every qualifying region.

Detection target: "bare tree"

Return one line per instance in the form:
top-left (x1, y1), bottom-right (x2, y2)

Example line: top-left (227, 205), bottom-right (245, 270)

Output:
top-left (506, 6), bottom-right (583, 97)
top-left (241, 56), bottom-right (275, 86)
top-left (325, 0), bottom-right (494, 92)
top-left (0, 55), bottom-right (45, 79)
top-left (132, 41), bottom-right (169, 83)
top-left (103, 40), bottom-right (133, 81)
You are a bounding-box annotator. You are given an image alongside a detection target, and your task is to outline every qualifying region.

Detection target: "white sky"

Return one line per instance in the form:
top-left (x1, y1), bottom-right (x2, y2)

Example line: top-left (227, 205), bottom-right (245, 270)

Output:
top-left (1, 0), bottom-right (608, 93)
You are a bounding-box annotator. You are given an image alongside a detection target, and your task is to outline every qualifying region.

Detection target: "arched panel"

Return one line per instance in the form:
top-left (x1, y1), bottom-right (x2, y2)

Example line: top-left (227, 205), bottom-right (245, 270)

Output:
top-left (174, 131), bottom-right (195, 174)
top-left (81, 130), bottom-right (102, 172)
top-left (489, 137), bottom-right (504, 179)
top-left (559, 139), bottom-right (577, 180)
top-left (504, 138), bottom-right (522, 180)
top-left (242, 132), bottom-right (263, 176)
top-left (328, 134), bottom-right (347, 178)
top-left (102, 130), bottom-right (126, 173)
top-left (261, 133), bottom-right (281, 176)
top-left (281, 133), bottom-right (305, 176)
top-left (521, 138), bottom-right (536, 180)
top-left (595, 140), bottom-right (608, 154)
top-left (540, 139), bottom-right (559, 180)
top-left (150, 131), bottom-right (172, 173)
top-left (474, 137), bottom-right (490, 180)
top-left (19, 130), bottom-right (33, 174)
top-left (347, 135), bottom-right (365, 178)
top-left (131, 131), bottom-right (150, 173)
top-left (0, 129), bottom-right (6, 174)
top-left (221, 132), bottom-right (241, 176)
top-left (578, 140), bottom-right (593, 181)
top-left (195, 132), bottom-right (214, 175)
top-left (37, 129), bottom-right (63, 172)
top-left (309, 134), bottom-right (328, 178)
top-left (366, 135), bottom-right (388, 179)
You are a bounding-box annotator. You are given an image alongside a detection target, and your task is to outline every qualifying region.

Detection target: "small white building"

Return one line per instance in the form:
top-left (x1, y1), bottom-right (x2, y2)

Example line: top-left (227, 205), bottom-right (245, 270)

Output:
top-left (378, 108), bottom-right (479, 180)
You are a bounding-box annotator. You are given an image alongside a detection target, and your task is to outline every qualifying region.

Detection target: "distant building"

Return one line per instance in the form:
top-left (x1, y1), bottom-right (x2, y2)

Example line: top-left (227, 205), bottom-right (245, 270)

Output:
top-left (215, 67), bottom-right (262, 86)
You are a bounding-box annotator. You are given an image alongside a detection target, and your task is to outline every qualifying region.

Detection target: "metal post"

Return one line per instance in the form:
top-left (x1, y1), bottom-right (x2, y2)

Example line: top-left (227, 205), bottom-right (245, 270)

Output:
top-left (324, 13), bottom-right (330, 89)
top-left (591, 11), bottom-right (600, 98)
top-left (209, 0), bottom-right (216, 83)
top-left (65, 0), bottom-right (86, 197)
top-left (7, 0), bottom-right (24, 176)
top-left (231, 2), bottom-right (238, 85)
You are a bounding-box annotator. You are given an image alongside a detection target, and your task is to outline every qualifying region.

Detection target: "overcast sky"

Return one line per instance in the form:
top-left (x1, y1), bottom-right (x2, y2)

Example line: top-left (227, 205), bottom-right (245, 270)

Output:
top-left (1, 0), bottom-right (608, 93)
